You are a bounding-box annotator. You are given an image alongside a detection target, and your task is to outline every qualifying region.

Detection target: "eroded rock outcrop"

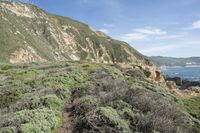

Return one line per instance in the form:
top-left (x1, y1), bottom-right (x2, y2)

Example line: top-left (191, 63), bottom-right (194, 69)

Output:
top-left (9, 47), bottom-right (46, 64)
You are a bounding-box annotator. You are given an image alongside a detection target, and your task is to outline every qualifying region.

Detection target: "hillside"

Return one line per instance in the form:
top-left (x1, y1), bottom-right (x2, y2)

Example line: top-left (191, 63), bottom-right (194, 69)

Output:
top-left (0, 1), bottom-right (147, 65)
top-left (149, 56), bottom-right (200, 67)
top-left (0, 1), bottom-right (164, 83)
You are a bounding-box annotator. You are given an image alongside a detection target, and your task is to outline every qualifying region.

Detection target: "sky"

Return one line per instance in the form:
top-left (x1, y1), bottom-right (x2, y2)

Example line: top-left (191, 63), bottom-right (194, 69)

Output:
top-left (18, 0), bottom-right (200, 57)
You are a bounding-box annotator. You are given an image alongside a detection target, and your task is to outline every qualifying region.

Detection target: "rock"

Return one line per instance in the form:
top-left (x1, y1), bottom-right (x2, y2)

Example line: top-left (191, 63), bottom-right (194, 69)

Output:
top-left (166, 76), bottom-right (200, 95)
top-left (182, 80), bottom-right (200, 89)
top-left (166, 81), bottom-right (177, 90)
top-left (188, 86), bottom-right (200, 93)
top-left (166, 77), bottom-right (182, 86)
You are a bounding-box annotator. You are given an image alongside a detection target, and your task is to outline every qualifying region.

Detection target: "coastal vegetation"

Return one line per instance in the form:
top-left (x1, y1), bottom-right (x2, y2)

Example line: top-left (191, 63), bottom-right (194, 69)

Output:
top-left (0, 62), bottom-right (199, 132)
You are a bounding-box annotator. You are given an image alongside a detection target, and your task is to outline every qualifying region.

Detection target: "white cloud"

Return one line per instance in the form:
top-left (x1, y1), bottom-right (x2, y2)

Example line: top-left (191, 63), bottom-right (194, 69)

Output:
top-left (99, 29), bottom-right (109, 34)
top-left (120, 27), bottom-right (168, 42)
top-left (192, 20), bottom-right (200, 29)
top-left (135, 27), bottom-right (167, 35)
top-left (121, 33), bottom-right (147, 42)
top-left (140, 45), bottom-right (179, 54)
top-left (156, 34), bottom-right (185, 40)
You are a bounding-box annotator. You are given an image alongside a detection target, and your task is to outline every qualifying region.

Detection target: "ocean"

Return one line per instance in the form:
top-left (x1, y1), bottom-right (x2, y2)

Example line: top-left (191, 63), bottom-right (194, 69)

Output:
top-left (162, 66), bottom-right (200, 81)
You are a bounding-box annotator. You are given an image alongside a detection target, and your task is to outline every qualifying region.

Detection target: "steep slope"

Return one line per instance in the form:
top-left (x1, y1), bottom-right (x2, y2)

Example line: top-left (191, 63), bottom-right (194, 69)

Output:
top-left (0, 1), bottom-right (147, 66)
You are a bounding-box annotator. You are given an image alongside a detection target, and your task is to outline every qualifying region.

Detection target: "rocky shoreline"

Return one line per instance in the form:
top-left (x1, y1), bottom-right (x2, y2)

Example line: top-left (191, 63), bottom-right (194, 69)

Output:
top-left (166, 76), bottom-right (200, 96)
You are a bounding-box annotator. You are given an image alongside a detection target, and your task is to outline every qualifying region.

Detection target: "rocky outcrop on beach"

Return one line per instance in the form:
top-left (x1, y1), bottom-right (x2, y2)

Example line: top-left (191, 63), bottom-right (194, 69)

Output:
top-left (165, 76), bottom-right (200, 98)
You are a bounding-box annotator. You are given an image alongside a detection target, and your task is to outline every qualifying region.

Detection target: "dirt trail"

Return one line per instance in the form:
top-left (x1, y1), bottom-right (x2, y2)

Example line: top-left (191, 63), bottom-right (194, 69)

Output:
top-left (58, 101), bottom-right (74, 133)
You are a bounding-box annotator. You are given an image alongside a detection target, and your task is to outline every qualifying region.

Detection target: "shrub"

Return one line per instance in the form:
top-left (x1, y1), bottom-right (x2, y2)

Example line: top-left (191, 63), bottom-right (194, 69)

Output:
top-left (18, 109), bottom-right (61, 133)
top-left (42, 95), bottom-right (63, 110)
top-left (104, 66), bottom-right (123, 79)
top-left (0, 84), bottom-right (32, 108)
top-left (123, 88), bottom-right (192, 132)
top-left (0, 126), bottom-right (17, 133)
top-left (0, 108), bottom-right (61, 133)
top-left (40, 70), bottom-right (87, 88)
top-left (74, 96), bottom-right (99, 115)
top-left (110, 100), bottom-right (137, 119)
top-left (0, 64), bottom-right (15, 71)
top-left (100, 106), bottom-right (131, 132)
top-left (7, 95), bottom-right (42, 112)
top-left (183, 96), bottom-right (200, 119)
top-left (56, 88), bottom-right (71, 101)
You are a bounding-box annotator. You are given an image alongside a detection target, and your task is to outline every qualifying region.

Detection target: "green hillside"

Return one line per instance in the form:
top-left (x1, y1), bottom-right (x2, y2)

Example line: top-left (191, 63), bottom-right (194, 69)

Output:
top-left (0, 1), bottom-right (146, 65)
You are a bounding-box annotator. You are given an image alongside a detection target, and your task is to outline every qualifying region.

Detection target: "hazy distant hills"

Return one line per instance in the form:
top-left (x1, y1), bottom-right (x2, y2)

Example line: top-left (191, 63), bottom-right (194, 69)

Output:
top-left (149, 56), bottom-right (200, 67)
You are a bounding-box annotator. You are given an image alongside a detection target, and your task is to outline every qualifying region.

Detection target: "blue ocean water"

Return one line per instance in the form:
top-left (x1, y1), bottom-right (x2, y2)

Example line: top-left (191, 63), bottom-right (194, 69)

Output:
top-left (162, 67), bottom-right (200, 81)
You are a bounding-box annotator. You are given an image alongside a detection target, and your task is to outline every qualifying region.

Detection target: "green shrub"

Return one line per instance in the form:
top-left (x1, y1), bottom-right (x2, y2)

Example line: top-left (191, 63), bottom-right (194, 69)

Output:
top-left (74, 96), bottom-right (99, 115)
top-left (28, 96), bottom-right (41, 109)
top-left (0, 127), bottom-right (17, 133)
top-left (100, 106), bottom-right (130, 132)
top-left (56, 88), bottom-right (71, 101)
top-left (18, 109), bottom-right (61, 133)
top-left (184, 96), bottom-right (200, 119)
top-left (11, 70), bottom-right (46, 81)
top-left (40, 70), bottom-right (87, 89)
top-left (42, 95), bottom-right (63, 110)
top-left (0, 84), bottom-right (33, 108)
top-left (104, 66), bottom-right (123, 79)
top-left (110, 100), bottom-right (137, 118)
top-left (7, 95), bottom-right (42, 112)
top-left (0, 108), bottom-right (61, 133)
top-left (0, 64), bottom-right (16, 71)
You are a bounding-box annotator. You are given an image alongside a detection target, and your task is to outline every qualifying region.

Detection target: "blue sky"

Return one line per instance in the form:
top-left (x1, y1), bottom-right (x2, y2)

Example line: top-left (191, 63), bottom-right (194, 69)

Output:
top-left (18, 0), bottom-right (200, 57)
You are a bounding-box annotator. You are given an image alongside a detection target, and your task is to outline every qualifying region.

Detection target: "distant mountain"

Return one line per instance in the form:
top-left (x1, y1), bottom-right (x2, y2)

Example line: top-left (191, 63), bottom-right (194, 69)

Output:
top-left (149, 56), bottom-right (200, 67)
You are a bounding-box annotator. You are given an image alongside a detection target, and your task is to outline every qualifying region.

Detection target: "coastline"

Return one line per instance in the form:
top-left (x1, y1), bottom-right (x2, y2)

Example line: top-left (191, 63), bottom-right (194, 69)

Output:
top-left (160, 65), bottom-right (200, 82)
top-left (160, 65), bottom-right (200, 69)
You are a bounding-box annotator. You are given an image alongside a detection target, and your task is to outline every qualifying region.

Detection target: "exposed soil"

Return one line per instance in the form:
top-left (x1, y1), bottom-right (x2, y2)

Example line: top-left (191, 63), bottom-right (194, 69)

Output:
top-left (58, 100), bottom-right (74, 133)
